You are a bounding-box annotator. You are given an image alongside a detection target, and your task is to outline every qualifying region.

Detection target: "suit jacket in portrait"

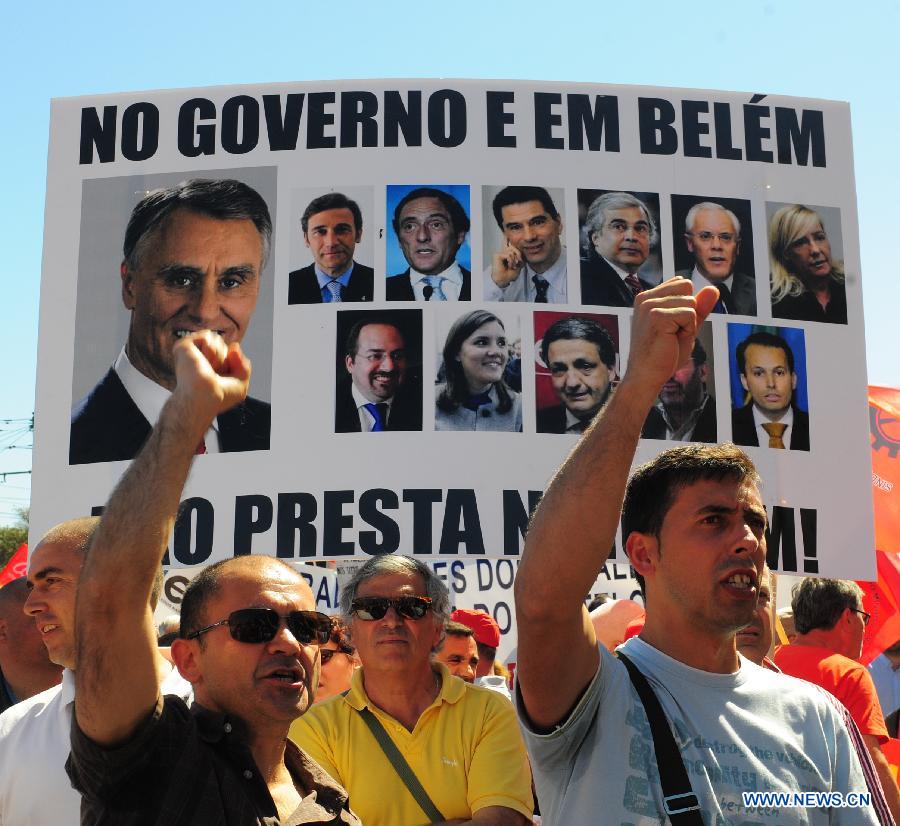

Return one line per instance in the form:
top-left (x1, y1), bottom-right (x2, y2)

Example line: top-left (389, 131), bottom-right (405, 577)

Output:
top-left (641, 395), bottom-right (717, 443)
top-left (580, 255), bottom-right (650, 308)
top-left (385, 267), bottom-right (471, 302)
top-left (536, 404), bottom-right (569, 434)
top-left (731, 403), bottom-right (810, 451)
top-left (287, 262), bottom-right (374, 304)
top-left (70, 368), bottom-right (271, 465)
top-left (675, 269), bottom-right (757, 316)
top-left (334, 377), bottom-right (423, 433)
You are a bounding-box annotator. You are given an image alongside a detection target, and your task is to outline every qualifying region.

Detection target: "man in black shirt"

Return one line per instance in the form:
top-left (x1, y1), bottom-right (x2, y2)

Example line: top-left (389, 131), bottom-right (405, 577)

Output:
top-left (67, 332), bottom-right (359, 825)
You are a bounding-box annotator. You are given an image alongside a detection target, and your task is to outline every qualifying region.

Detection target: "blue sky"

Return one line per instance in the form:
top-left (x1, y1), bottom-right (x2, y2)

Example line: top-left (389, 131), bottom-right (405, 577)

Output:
top-left (1, 0), bottom-right (896, 524)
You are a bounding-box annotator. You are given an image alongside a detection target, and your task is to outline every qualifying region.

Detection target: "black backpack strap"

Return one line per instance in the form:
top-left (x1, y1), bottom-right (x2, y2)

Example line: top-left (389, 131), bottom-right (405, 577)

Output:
top-left (356, 706), bottom-right (445, 823)
top-left (617, 651), bottom-right (704, 825)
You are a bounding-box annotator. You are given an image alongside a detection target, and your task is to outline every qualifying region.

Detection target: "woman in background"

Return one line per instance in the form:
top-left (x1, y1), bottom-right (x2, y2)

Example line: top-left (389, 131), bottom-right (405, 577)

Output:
top-left (769, 204), bottom-right (847, 324)
top-left (435, 310), bottom-right (522, 432)
top-left (315, 617), bottom-right (359, 703)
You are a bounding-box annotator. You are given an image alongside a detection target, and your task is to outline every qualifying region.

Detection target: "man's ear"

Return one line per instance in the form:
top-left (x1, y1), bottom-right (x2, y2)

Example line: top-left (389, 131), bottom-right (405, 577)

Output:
top-left (170, 638), bottom-right (202, 685)
top-left (121, 261), bottom-right (136, 310)
top-left (740, 373), bottom-right (749, 393)
top-left (684, 233), bottom-right (695, 254)
top-left (625, 531), bottom-right (659, 580)
top-left (345, 355), bottom-right (355, 375)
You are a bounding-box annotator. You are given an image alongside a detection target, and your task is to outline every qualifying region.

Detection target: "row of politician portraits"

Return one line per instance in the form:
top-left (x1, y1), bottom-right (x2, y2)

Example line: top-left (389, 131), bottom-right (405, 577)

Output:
top-left (334, 308), bottom-right (811, 452)
top-left (289, 184), bottom-right (849, 326)
top-left (68, 172), bottom-right (815, 466)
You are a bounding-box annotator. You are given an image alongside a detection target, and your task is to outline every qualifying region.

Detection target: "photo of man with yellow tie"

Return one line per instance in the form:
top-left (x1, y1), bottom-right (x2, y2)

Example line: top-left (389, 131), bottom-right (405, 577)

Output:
top-left (730, 327), bottom-right (810, 451)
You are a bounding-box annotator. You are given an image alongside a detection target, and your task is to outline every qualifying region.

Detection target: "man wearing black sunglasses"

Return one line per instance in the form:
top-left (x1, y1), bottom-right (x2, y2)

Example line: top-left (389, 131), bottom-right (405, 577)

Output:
top-left (66, 331), bottom-right (360, 825)
top-left (292, 554), bottom-right (533, 825)
top-left (775, 578), bottom-right (900, 821)
top-left (514, 279), bottom-right (878, 824)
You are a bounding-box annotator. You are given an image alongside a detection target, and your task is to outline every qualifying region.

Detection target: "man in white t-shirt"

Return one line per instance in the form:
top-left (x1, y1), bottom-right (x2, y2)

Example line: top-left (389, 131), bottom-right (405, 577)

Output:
top-left (0, 517), bottom-right (192, 825)
top-left (514, 277), bottom-right (877, 824)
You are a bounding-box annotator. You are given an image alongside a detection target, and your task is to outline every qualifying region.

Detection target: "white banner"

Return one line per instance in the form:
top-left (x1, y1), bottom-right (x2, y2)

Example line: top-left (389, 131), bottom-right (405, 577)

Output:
top-left (32, 80), bottom-right (873, 579)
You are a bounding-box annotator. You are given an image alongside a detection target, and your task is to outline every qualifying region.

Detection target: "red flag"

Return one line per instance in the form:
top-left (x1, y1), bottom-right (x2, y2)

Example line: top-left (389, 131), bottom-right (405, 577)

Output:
top-left (859, 551), bottom-right (900, 664)
top-left (0, 543), bottom-right (28, 587)
top-left (882, 739), bottom-right (900, 782)
top-left (870, 386), bottom-right (900, 555)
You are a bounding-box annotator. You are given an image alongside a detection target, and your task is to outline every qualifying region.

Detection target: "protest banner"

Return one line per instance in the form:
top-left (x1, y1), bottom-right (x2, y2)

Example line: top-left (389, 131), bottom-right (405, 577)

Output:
top-left (31, 80), bottom-right (873, 579)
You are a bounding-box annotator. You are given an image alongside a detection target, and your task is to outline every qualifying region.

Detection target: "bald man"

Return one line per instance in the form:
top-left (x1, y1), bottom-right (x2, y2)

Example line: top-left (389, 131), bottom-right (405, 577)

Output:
top-left (0, 519), bottom-right (190, 824)
top-left (67, 332), bottom-right (359, 824)
top-left (0, 577), bottom-right (62, 713)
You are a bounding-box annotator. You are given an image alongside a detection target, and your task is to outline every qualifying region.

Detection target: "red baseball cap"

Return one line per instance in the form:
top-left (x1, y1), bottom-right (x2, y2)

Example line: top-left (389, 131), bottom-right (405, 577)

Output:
top-left (451, 608), bottom-right (501, 648)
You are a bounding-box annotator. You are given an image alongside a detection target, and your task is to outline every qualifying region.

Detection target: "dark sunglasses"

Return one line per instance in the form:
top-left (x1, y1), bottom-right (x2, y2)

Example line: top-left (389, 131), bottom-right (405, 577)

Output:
top-left (187, 608), bottom-right (332, 645)
top-left (350, 596), bottom-right (432, 621)
top-left (320, 648), bottom-right (353, 665)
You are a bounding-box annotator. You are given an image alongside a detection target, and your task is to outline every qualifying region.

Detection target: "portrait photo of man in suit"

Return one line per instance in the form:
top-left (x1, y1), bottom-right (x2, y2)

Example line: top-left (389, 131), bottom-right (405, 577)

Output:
top-left (69, 177), bottom-right (273, 465)
top-left (673, 196), bottom-right (757, 316)
top-left (579, 191), bottom-right (661, 308)
top-left (535, 314), bottom-right (618, 434)
top-left (386, 186), bottom-right (471, 301)
top-left (731, 329), bottom-right (810, 451)
top-left (483, 185), bottom-right (567, 304)
top-left (288, 191), bottom-right (373, 304)
top-left (642, 329), bottom-right (717, 443)
top-left (335, 311), bottom-right (423, 432)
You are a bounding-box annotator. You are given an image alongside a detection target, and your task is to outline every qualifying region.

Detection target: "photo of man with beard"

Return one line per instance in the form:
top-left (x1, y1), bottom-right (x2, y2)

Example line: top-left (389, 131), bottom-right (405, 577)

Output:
top-left (335, 310), bottom-right (423, 432)
top-left (641, 325), bottom-right (717, 442)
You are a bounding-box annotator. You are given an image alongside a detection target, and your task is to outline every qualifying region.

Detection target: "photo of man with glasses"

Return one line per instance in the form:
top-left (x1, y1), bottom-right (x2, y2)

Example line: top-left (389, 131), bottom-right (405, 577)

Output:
top-left (335, 310), bottom-right (423, 432)
top-left (579, 191), bottom-right (660, 307)
top-left (673, 196), bottom-right (757, 315)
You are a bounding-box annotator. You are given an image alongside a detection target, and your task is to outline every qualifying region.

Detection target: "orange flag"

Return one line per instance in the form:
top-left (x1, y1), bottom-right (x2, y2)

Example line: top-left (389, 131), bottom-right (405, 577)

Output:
top-left (859, 551), bottom-right (900, 664)
top-left (870, 386), bottom-right (900, 555)
top-left (0, 543), bottom-right (27, 587)
top-left (858, 387), bottom-right (900, 663)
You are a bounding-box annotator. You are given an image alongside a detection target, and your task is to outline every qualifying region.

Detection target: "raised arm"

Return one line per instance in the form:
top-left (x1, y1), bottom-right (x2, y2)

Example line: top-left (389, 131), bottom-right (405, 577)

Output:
top-left (74, 332), bottom-right (251, 746)
top-left (514, 278), bottom-right (718, 728)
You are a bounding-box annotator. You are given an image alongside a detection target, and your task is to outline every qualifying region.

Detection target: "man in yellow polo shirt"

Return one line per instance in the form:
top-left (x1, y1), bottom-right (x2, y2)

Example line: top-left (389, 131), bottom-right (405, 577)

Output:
top-left (291, 555), bottom-right (532, 826)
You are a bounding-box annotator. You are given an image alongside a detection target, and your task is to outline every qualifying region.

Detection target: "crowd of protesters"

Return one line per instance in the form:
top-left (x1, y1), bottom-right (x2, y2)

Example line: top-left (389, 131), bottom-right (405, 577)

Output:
top-left (0, 187), bottom-right (896, 824)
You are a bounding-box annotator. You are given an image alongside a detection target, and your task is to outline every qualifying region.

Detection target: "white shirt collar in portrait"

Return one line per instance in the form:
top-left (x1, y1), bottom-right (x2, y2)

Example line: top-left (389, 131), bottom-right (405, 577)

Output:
top-left (114, 346), bottom-right (220, 453)
top-left (690, 267), bottom-right (733, 296)
top-left (351, 382), bottom-right (395, 432)
top-left (752, 403), bottom-right (794, 448)
top-left (410, 262), bottom-right (464, 301)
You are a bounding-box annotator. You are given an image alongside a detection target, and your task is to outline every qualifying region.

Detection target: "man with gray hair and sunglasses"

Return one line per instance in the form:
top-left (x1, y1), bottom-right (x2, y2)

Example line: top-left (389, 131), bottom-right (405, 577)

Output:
top-left (292, 554), bottom-right (533, 826)
top-left (65, 332), bottom-right (360, 824)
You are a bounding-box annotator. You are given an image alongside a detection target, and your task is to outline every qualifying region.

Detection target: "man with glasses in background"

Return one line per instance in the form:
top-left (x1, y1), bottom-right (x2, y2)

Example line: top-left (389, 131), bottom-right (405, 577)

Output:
top-left (66, 331), bottom-right (360, 824)
top-left (676, 200), bottom-right (756, 315)
top-left (775, 578), bottom-right (900, 822)
top-left (291, 555), bottom-right (533, 826)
